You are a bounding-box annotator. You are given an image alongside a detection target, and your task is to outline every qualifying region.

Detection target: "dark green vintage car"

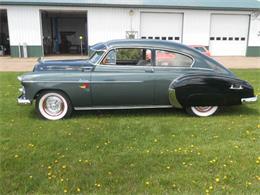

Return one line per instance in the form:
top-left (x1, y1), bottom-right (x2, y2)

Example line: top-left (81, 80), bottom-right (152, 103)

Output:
top-left (18, 39), bottom-right (257, 120)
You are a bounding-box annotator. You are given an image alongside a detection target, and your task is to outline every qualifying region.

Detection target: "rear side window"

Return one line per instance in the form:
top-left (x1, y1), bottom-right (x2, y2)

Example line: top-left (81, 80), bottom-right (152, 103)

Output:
top-left (155, 50), bottom-right (193, 67)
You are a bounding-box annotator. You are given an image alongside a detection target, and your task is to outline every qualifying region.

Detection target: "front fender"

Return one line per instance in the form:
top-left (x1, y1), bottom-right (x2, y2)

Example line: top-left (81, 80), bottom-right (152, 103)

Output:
top-left (169, 74), bottom-right (255, 108)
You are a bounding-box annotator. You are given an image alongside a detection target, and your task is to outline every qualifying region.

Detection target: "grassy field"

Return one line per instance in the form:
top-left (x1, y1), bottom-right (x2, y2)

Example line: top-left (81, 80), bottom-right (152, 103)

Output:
top-left (0, 70), bottom-right (259, 194)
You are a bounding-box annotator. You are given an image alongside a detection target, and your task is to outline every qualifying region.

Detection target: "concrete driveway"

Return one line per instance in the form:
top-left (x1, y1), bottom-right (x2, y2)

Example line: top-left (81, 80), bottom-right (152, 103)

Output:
top-left (0, 56), bottom-right (259, 72)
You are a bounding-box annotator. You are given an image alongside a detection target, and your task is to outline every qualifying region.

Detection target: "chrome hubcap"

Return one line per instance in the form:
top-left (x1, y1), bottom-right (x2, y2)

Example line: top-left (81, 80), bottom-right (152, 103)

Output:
top-left (194, 106), bottom-right (212, 113)
top-left (43, 96), bottom-right (64, 116)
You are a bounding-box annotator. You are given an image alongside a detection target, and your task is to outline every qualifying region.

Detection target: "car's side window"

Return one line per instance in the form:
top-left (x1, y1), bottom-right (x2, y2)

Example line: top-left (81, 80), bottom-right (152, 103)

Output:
top-left (155, 50), bottom-right (193, 67)
top-left (101, 48), bottom-right (152, 66)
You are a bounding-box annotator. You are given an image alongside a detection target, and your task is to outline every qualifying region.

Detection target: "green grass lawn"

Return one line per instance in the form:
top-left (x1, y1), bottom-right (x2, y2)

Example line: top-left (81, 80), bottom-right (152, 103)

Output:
top-left (0, 70), bottom-right (260, 194)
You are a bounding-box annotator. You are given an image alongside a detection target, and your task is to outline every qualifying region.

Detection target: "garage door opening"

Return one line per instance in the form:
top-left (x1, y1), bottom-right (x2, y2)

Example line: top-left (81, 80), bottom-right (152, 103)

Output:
top-left (0, 9), bottom-right (10, 56)
top-left (41, 11), bottom-right (88, 56)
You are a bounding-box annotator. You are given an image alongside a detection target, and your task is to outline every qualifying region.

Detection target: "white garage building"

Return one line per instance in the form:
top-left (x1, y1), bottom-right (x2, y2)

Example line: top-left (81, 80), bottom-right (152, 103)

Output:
top-left (0, 0), bottom-right (259, 57)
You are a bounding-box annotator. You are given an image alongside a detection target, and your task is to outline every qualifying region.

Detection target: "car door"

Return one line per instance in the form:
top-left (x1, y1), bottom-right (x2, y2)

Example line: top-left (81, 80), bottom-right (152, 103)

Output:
top-left (91, 48), bottom-right (154, 106)
top-left (153, 49), bottom-right (194, 105)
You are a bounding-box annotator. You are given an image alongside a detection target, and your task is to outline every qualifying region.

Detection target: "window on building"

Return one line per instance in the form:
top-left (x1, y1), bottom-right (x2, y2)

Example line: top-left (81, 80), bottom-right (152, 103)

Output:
top-left (101, 48), bottom-right (152, 66)
top-left (155, 50), bottom-right (193, 67)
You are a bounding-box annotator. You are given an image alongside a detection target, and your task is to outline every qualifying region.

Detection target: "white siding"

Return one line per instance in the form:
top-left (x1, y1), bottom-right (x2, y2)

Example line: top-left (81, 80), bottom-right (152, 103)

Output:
top-left (248, 14), bottom-right (260, 47)
top-left (7, 6), bottom-right (42, 46)
top-left (88, 8), bottom-right (140, 45)
top-left (182, 10), bottom-right (211, 46)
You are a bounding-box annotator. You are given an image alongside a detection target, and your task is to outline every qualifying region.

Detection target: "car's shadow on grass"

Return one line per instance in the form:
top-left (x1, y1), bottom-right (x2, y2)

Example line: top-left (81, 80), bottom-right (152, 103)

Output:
top-left (27, 105), bottom-right (259, 120)
top-left (70, 105), bottom-right (259, 119)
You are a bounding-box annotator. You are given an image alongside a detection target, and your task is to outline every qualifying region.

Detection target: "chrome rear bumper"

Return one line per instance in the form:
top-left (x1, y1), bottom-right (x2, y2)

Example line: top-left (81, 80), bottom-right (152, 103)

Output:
top-left (18, 95), bottom-right (31, 105)
top-left (241, 96), bottom-right (257, 103)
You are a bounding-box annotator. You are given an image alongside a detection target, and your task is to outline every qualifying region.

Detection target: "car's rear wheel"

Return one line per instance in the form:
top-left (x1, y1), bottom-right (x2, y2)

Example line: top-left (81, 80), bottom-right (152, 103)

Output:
top-left (36, 91), bottom-right (72, 120)
top-left (186, 106), bottom-right (219, 117)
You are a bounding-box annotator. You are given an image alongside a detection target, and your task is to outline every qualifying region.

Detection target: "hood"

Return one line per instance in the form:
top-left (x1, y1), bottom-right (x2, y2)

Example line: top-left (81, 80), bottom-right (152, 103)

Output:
top-left (33, 59), bottom-right (94, 72)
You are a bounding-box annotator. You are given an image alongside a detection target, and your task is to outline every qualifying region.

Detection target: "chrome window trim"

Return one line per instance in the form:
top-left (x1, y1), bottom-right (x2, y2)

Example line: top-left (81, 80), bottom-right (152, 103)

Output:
top-left (96, 46), bottom-right (196, 68)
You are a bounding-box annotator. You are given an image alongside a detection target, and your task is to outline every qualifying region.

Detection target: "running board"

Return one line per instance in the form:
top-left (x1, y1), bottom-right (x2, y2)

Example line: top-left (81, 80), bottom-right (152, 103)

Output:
top-left (74, 105), bottom-right (173, 111)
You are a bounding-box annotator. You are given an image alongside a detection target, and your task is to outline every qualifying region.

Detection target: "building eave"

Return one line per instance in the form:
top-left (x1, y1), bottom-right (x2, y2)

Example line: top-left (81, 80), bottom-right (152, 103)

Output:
top-left (0, 2), bottom-right (259, 11)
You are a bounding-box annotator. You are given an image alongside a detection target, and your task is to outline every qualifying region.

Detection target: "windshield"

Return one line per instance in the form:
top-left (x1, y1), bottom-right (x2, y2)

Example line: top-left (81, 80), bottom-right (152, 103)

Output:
top-left (89, 51), bottom-right (105, 64)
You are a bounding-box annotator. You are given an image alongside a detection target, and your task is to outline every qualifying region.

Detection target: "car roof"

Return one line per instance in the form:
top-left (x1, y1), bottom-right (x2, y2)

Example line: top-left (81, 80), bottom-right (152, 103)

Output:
top-left (105, 39), bottom-right (192, 51)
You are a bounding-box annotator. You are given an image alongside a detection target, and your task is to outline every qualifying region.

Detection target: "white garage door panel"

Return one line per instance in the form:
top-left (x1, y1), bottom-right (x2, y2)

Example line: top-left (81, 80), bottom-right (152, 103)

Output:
top-left (141, 12), bottom-right (183, 43)
top-left (209, 14), bottom-right (249, 56)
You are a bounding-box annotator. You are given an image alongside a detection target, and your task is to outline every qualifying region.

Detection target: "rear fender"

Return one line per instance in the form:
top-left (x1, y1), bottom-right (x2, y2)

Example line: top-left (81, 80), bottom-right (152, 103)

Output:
top-left (168, 74), bottom-right (254, 108)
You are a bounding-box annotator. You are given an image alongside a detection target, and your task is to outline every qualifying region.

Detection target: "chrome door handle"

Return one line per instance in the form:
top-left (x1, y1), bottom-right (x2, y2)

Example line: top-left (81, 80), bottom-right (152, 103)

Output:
top-left (145, 69), bottom-right (154, 73)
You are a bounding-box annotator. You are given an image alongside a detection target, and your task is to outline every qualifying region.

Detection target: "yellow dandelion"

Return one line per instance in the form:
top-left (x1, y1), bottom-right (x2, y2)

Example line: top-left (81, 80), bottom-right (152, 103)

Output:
top-left (76, 187), bottom-right (81, 192)
top-left (146, 150), bottom-right (150, 153)
top-left (48, 177), bottom-right (52, 180)
top-left (256, 160), bottom-right (260, 164)
top-left (78, 159), bottom-right (82, 162)
top-left (257, 124), bottom-right (260, 128)
top-left (223, 176), bottom-right (227, 179)
top-left (172, 184), bottom-right (176, 188)
top-left (68, 133), bottom-right (71, 136)
top-left (64, 189), bottom-right (68, 193)
top-left (48, 166), bottom-right (51, 169)
top-left (205, 189), bottom-right (209, 193)
top-left (258, 156), bottom-right (260, 160)
top-left (166, 166), bottom-right (170, 169)
top-left (145, 181), bottom-right (150, 185)
top-left (84, 160), bottom-right (89, 163)
top-left (108, 171), bottom-right (112, 175)
top-left (61, 178), bottom-right (64, 182)
top-left (54, 160), bottom-right (58, 163)
top-left (29, 175), bottom-right (33, 179)
top-left (154, 139), bottom-right (158, 143)
top-left (95, 183), bottom-right (101, 187)
top-left (234, 145), bottom-right (239, 149)
top-left (215, 177), bottom-right (220, 182)
top-left (14, 154), bottom-right (19, 158)
top-left (48, 172), bottom-right (51, 176)
top-left (62, 165), bottom-right (66, 169)
top-left (209, 185), bottom-right (213, 190)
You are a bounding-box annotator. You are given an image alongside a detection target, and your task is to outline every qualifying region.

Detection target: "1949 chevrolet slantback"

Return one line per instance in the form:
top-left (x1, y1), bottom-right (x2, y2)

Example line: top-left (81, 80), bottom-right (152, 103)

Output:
top-left (18, 39), bottom-right (257, 120)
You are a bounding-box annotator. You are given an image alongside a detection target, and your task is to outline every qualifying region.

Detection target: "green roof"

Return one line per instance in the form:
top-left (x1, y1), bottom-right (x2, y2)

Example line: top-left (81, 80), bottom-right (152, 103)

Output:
top-left (1, 0), bottom-right (260, 10)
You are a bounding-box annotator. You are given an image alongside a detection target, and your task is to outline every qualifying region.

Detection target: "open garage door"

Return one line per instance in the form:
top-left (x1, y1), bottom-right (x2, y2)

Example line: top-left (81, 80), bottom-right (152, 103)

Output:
top-left (209, 14), bottom-right (249, 56)
top-left (0, 9), bottom-right (10, 56)
top-left (140, 12), bottom-right (183, 43)
top-left (41, 11), bottom-right (88, 56)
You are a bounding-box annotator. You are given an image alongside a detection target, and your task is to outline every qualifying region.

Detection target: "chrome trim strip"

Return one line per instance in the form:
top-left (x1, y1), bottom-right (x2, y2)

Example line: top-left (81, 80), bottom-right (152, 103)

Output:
top-left (230, 85), bottom-right (243, 90)
top-left (22, 80), bottom-right (142, 84)
top-left (17, 76), bottom-right (22, 81)
top-left (92, 81), bottom-right (143, 84)
top-left (74, 105), bottom-right (172, 111)
top-left (168, 88), bottom-right (183, 108)
top-left (22, 80), bottom-right (89, 83)
top-left (241, 96), bottom-right (257, 103)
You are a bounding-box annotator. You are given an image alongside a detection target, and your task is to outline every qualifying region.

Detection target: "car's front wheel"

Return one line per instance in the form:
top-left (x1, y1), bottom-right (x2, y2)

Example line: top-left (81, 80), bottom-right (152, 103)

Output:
top-left (36, 91), bottom-right (72, 120)
top-left (186, 106), bottom-right (219, 117)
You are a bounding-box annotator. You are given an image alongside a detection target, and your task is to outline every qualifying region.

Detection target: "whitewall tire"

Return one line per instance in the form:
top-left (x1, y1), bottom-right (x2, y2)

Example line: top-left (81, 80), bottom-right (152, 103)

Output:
top-left (36, 91), bottom-right (72, 120)
top-left (186, 106), bottom-right (219, 117)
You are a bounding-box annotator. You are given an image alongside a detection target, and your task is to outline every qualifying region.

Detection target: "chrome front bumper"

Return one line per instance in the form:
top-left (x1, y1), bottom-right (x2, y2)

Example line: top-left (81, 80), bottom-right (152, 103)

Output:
top-left (18, 95), bottom-right (31, 105)
top-left (241, 96), bottom-right (258, 103)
